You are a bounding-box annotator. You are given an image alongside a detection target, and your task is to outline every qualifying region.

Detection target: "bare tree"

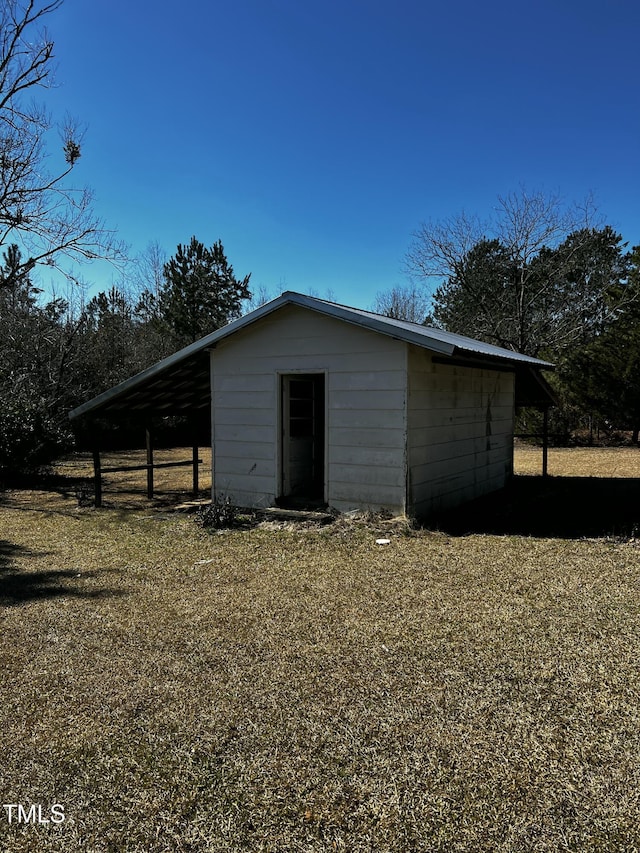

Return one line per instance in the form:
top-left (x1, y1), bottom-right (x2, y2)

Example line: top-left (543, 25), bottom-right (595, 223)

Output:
top-left (244, 284), bottom-right (275, 313)
top-left (0, 0), bottom-right (122, 283)
top-left (402, 189), bottom-right (631, 356)
top-left (405, 189), bottom-right (596, 288)
top-left (372, 283), bottom-right (430, 324)
top-left (131, 241), bottom-right (167, 302)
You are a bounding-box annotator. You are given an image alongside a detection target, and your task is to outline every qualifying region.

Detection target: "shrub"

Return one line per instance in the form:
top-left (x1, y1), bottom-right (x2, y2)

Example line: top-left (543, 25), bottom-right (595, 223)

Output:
top-left (0, 387), bottom-right (73, 478)
top-left (197, 496), bottom-right (237, 529)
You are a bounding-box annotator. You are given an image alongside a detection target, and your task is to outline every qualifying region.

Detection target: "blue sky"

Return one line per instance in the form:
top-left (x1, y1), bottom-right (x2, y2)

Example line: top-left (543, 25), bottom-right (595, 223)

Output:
top-left (44, 0), bottom-right (640, 308)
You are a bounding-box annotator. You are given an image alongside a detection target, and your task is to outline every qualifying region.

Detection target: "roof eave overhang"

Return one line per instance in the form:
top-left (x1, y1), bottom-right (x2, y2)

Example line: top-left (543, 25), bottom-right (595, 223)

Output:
top-left (433, 348), bottom-right (554, 372)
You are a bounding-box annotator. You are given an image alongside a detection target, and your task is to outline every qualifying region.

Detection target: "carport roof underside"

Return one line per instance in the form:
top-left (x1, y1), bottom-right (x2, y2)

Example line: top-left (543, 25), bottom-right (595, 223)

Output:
top-left (73, 349), bottom-right (213, 417)
top-left (69, 291), bottom-right (556, 421)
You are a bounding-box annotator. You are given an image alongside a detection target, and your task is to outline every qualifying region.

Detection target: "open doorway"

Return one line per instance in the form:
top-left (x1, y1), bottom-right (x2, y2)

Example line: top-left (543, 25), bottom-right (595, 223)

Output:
top-left (280, 373), bottom-right (325, 506)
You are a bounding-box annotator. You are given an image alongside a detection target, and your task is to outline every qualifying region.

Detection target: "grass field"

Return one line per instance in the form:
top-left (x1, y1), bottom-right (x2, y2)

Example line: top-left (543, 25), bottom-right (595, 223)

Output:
top-left (1, 448), bottom-right (639, 851)
top-left (514, 443), bottom-right (640, 478)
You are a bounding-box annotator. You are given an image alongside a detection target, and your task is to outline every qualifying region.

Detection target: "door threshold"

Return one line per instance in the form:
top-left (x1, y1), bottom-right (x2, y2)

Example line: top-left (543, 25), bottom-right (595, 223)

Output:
top-left (275, 496), bottom-right (327, 511)
top-left (263, 506), bottom-right (334, 524)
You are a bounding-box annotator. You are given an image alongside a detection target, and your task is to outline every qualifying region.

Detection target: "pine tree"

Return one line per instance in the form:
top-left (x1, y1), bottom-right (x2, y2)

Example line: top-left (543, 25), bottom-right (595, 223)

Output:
top-left (565, 246), bottom-right (640, 442)
top-left (0, 244), bottom-right (73, 474)
top-left (156, 237), bottom-right (251, 347)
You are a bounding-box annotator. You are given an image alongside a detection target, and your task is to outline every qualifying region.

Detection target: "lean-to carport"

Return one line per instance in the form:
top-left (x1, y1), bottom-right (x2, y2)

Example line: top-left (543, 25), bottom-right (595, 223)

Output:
top-left (69, 340), bottom-right (212, 507)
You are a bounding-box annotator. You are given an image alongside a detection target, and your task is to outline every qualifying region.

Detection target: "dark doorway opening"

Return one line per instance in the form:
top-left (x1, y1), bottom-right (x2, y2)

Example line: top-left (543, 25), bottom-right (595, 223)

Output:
top-left (279, 373), bottom-right (325, 507)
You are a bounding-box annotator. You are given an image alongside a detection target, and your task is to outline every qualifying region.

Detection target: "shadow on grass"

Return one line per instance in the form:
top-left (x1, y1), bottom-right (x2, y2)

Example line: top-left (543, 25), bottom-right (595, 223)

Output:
top-left (0, 470), bottom-right (86, 496)
top-left (0, 472), bottom-right (208, 514)
top-left (431, 476), bottom-right (640, 539)
top-left (0, 539), bottom-right (126, 606)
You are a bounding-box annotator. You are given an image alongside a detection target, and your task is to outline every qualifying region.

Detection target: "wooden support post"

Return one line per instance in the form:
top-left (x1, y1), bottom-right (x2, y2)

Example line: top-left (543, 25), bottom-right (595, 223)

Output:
top-left (542, 407), bottom-right (549, 478)
top-left (146, 424), bottom-right (154, 499)
top-left (92, 445), bottom-right (102, 508)
top-left (192, 442), bottom-right (199, 496)
top-left (191, 414), bottom-right (200, 496)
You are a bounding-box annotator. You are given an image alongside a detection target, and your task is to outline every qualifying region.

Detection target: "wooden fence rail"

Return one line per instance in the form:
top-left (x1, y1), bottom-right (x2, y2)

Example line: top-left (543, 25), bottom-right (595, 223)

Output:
top-left (92, 447), bottom-right (202, 507)
top-left (100, 460), bottom-right (202, 474)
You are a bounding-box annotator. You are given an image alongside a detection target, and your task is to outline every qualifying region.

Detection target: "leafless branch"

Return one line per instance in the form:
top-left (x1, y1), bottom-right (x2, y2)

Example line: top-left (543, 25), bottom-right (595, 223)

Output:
top-left (0, 1), bottom-right (125, 282)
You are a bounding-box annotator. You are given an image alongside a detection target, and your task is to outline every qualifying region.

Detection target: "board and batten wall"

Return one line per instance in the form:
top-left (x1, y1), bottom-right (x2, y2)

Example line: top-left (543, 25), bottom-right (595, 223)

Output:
top-left (210, 304), bottom-right (408, 513)
top-left (406, 345), bottom-right (516, 517)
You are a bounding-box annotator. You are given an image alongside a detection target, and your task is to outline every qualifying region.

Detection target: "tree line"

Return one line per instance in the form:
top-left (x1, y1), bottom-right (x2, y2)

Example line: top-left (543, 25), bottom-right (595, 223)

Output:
top-left (376, 190), bottom-right (640, 445)
top-left (0, 237), bottom-right (251, 475)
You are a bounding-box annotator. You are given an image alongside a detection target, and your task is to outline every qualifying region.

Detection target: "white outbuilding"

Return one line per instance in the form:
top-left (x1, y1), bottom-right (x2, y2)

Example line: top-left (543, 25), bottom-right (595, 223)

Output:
top-left (70, 291), bottom-right (554, 517)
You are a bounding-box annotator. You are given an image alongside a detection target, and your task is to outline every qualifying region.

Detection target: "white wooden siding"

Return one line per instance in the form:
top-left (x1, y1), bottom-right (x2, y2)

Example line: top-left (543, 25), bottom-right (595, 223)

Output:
top-left (211, 305), bottom-right (516, 516)
top-left (406, 346), bottom-right (515, 516)
top-left (211, 304), bottom-right (407, 512)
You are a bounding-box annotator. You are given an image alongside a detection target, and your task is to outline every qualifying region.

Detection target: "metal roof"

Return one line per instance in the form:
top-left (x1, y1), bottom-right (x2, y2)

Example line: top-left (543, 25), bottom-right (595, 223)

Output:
top-left (69, 291), bottom-right (554, 420)
top-left (297, 294), bottom-right (553, 368)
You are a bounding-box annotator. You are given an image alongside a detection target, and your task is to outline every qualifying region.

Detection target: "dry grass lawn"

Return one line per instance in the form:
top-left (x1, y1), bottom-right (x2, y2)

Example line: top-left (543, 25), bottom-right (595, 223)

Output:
top-left (1, 448), bottom-right (639, 851)
top-left (514, 443), bottom-right (640, 478)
